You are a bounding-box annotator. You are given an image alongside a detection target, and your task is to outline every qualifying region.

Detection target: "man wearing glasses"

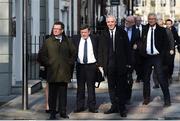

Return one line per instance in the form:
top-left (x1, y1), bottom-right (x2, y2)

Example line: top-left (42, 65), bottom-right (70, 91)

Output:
top-left (38, 21), bottom-right (76, 119)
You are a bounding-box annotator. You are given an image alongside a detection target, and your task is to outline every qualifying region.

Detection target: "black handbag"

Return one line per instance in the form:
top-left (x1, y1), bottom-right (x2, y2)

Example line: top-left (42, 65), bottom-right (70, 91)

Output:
top-left (39, 66), bottom-right (47, 80)
top-left (95, 67), bottom-right (105, 88)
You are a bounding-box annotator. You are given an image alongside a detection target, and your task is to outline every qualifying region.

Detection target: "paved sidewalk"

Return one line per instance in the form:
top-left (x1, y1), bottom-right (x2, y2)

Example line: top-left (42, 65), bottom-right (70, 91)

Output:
top-left (0, 80), bottom-right (180, 120)
top-left (0, 52), bottom-right (180, 120)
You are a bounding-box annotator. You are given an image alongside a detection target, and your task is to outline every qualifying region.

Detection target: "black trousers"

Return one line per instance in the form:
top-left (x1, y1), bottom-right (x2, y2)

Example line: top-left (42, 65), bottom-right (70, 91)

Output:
top-left (143, 55), bottom-right (170, 102)
top-left (76, 63), bottom-right (96, 110)
top-left (107, 67), bottom-right (128, 111)
top-left (167, 54), bottom-right (175, 79)
top-left (48, 82), bottom-right (67, 114)
top-left (134, 53), bottom-right (145, 81)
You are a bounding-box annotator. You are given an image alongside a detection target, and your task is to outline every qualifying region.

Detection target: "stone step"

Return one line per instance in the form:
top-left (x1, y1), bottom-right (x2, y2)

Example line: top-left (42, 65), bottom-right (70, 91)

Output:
top-left (11, 80), bottom-right (42, 95)
top-left (68, 78), bottom-right (108, 89)
top-left (28, 80), bottom-right (42, 94)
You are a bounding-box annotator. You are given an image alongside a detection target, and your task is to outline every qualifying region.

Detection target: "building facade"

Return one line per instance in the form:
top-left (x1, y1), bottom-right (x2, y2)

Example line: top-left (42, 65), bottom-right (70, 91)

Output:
top-left (0, 0), bottom-right (180, 96)
top-left (0, 0), bottom-right (79, 96)
top-left (133, 0), bottom-right (179, 23)
top-left (0, 0), bottom-right (12, 95)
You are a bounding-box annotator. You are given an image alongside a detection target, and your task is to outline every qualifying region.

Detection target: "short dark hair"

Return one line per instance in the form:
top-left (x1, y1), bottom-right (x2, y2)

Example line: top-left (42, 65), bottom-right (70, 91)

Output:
top-left (53, 21), bottom-right (64, 30)
top-left (165, 19), bottom-right (173, 24)
top-left (80, 24), bottom-right (90, 31)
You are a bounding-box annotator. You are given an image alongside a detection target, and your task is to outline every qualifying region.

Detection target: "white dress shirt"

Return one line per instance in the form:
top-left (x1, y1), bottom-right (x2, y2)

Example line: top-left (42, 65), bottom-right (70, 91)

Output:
top-left (109, 27), bottom-right (116, 51)
top-left (136, 24), bottom-right (142, 37)
top-left (146, 25), bottom-right (159, 55)
top-left (78, 37), bottom-right (96, 64)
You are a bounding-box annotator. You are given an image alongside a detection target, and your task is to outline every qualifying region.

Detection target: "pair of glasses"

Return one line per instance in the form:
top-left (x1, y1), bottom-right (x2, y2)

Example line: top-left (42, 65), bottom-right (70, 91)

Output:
top-left (53, 28), bottom-right (63, 30)
top-left (125, 20), bottom-right (133, 23)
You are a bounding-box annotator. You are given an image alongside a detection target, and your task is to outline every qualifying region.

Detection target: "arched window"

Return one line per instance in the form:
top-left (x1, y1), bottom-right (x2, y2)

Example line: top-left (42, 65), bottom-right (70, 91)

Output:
top-left (142, 0), bottom-right (146, 6)
top-left (170, 0), bottom-right (176, 6)
top-left (134, 0), bottom-right (141, 7)
top-left (161, 0), bottom-right (166, 7)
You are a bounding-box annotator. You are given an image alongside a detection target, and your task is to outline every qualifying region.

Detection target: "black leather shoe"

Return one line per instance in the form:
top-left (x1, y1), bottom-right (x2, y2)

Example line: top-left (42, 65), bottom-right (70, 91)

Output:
top-left (49, 114), bottom-right (57, 120)
top-left (60, 113), bottom-right (69, 119)
top-left (104, 108), bottom-right (118, 114)
top-left (89, 109), bottom-right (98, 113)
top-left (143, 99), bottom-right (150, 105)
top-left (153, 85), bottom-right (159, 89)
top-left (120, 110), bottom-right (127, 117)
top-left (74, 108), bottom-right (86, 113)
top-left (46, 110), bottom-right (58, 114)
top-left (164, 102), bottom-right (171, 107)
top-left (46, 110), bottom-right (50, 113)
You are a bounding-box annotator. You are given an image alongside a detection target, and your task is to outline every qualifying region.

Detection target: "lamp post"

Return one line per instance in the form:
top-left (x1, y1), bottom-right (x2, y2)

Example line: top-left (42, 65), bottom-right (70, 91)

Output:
top-left (22, 0), bottom-right (28, 110)
top-left (126, 0), bottom-right (133, 15)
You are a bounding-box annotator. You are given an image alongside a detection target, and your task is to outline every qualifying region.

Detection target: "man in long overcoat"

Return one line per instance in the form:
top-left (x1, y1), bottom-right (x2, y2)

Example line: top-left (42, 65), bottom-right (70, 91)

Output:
top-left (38, 21), bottom-right (76, 119)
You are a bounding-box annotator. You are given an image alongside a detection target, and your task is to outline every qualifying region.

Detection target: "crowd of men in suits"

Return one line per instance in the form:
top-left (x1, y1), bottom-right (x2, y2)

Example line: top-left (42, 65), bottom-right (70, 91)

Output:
top-left (38, 13), bottom-right (180, 119)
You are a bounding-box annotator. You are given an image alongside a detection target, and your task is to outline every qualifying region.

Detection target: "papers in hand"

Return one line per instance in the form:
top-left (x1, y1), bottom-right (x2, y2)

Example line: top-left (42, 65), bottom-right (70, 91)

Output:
top-left (98, 67), bottom-right (104, 77)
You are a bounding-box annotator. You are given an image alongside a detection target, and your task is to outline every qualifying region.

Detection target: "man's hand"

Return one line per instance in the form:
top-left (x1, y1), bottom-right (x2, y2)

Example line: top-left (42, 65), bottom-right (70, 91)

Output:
top-left (126, 65), bottom-right (131, 68)
top-left (133, 44), bottom-right (137, 50)
top-left (98, 66), bottom-right (104, 77)
top-left (170, 50), bottom-right (174, 55)
top-left (40, 66), bottom-right (45, 71)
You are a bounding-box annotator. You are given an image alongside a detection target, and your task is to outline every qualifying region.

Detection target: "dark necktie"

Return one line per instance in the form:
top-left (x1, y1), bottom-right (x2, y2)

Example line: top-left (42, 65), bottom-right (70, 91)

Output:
top-left (111, 30), bottom-right (114, 51)
top-left (151, 27), bottom-right (154, 54)
top-left (137, 26), bottom-right (141, 37)
top-left (83, 39), bottom-right (88, 64)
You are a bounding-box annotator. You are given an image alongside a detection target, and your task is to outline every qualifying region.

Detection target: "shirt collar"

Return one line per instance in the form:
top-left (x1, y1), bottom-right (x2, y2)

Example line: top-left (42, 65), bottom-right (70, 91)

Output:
top-left (55, 35), bottom-right (62, 40)
top-left (81, 36), bottom-right (90, 41)
top-left (125, 27), bottom-right (132, 31)
top-left (149, 25), bottom-right (156, 30)
top-left (109, 27), bottom-right (116, 33)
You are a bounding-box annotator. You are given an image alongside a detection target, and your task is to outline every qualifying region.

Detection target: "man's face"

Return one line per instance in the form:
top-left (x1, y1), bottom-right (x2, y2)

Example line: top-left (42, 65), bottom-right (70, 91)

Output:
top-left (80, 28), bottom-right (90, 39)
top-left (53, 25), bottom-right (63, 36)
top-left (135, 16), bottom-right (142, 26)
top-left (148, 15), bottom-right (157, 26)
top-left (106, 17), bottom-right (116, 30)
top-left (166, 21), bottom-right (172, 29)
top-left (125, 16), bottom-right (135, 28)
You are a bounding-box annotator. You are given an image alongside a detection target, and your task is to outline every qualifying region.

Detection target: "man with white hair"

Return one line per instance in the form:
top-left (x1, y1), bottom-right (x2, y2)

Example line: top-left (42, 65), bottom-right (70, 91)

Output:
top-left (137, 13), bottom-right (171, 107)
top-left (98, 15), bottom-right (130, 117)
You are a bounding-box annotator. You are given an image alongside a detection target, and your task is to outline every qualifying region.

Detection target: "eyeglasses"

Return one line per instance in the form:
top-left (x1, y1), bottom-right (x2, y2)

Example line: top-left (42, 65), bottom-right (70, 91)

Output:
top-left (125, 19), bottom-right (133, 23)
top-left (53, 28), bottom-right (63, 30)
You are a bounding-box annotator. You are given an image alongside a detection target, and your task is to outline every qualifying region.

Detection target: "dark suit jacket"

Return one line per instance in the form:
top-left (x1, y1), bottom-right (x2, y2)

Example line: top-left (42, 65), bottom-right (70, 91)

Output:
top-left (98, 26), bottom-right (130, 76)
top-left (138, 23), bottom-right (169, 61)
top-left (121, 25), bottom-right (140, 65)
top-left (72, 34), bottom-right (99, 62)
top-left (171, 26), bottom-right (180, 46)
top-left (122, 26), bottom-right (140, 48)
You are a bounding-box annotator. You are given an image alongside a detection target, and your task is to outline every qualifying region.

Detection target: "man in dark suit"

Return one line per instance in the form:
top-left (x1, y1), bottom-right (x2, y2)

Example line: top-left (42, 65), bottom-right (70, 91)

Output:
top-left (134, 15), bottom-right (145, 83)
top-left (38, 21), bottom-right (76, 119)
top-left (72, 25), bottom-right (98, 113)
top-left (123, 15), bottom-right (140, 104)
top-left (137, 13), bottom-right (171, 107)
top-left (165, 19), bottom-right (180, 84)
top-left (98, 15), bottom-right (130, 117)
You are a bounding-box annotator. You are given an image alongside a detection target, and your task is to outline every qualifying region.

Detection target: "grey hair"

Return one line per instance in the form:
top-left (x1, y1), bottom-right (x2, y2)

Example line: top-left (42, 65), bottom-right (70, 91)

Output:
top-left (106, 15), bottom-right (117, 22)
top-left (148, 13), bottom-right (157, 19)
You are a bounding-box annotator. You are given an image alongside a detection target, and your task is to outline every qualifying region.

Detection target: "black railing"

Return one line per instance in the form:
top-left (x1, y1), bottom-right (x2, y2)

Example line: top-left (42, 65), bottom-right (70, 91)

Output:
top-left (27, 35), bottom-right (46, 80)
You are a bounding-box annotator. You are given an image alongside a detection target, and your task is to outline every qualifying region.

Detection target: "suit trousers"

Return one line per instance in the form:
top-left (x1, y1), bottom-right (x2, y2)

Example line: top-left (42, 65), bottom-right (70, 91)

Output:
top-left (143, 55), bottom-right (170, 102)
top-left (48, 82), bottom-right (67, 114)
top-left (76, 63), bottom-right (96, 110)
top-left (167, 54), bottom-right (175, 79)
top-left (107, 67), bottom-right (128, 111)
